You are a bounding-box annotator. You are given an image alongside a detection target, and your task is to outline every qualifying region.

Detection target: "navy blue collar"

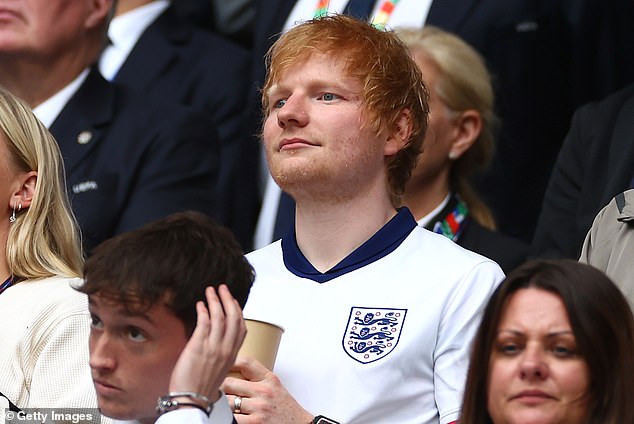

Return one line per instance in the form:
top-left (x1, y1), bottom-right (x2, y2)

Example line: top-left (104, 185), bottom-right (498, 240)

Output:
top-left (0, 276), bottom-right (14, 295)
top-left (281, 207), bottom-right (417, 283)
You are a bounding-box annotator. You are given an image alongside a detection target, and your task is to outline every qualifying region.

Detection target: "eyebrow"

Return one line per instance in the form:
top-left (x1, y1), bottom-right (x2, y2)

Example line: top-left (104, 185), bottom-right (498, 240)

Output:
top-left (88, 297), bottom-right (154, 324)
top-left (496, 329), bottom-right (575, 338)
top-left (267, 80), bottom-right (358, 97)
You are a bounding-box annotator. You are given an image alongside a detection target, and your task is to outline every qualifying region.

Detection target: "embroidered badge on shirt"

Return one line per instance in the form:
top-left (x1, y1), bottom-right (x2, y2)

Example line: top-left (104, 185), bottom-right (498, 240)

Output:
top-left (342, 307), bottom-right (406, 364)
top-left (72, 180), bottom-right (98, 194)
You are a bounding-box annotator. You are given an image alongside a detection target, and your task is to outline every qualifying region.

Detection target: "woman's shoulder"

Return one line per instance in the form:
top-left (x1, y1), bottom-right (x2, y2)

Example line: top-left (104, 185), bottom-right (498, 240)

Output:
top-left (0, 275), bottom-right (89, 357)
top-left (12, 274), bottom-right (82, 293)
top-left (0, 275), bottom-right (86, 313)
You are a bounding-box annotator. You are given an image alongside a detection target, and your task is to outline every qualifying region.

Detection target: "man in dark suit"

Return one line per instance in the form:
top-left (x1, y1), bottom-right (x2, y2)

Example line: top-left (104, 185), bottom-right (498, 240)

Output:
top-left (249, 0), bottom-right (634, 247)
top-left (171, 0), bottom-right (255, 48)
top-left (0, 0), bottom-right (219, 251)
top-left (100, 0), bottom-right (256, 249)
top-left (532, 84), bottom-right (634, 259)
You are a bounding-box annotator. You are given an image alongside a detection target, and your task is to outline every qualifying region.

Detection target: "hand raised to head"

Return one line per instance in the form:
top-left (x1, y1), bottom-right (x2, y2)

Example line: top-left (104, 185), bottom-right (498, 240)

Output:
top-left (169, 285), bottom-right (247, 403)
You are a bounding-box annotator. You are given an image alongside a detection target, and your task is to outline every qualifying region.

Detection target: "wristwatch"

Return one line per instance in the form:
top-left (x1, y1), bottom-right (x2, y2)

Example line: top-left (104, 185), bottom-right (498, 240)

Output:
top-left (312, 415), bottom-right (340, 424)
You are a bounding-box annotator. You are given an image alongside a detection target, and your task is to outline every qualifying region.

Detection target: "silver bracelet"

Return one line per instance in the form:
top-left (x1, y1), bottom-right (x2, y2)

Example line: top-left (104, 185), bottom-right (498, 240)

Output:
top-left (167, 391), bottom-right (212, 405)
top-left (156, 392), bottom-right (214, 416)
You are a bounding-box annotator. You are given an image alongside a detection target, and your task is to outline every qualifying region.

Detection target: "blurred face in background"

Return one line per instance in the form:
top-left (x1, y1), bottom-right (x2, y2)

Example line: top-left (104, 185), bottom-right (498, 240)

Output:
top-left (407, 51), bottom-right (457, 188)
top-left (487, 288), bottom-right (589, 424)
top-left (0, 0), bottom-right (108, 60)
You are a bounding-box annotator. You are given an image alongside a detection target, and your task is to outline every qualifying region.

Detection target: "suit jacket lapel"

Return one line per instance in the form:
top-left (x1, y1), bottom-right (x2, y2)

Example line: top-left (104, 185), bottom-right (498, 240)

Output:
top-left (254, 0), bottom-right (297, 50)
top-left (113, 7), bottom-right (185, 92)
top-left (49, 68), bottom-right (113, 174)
top-left (427, 0), bottom-right (480, 31)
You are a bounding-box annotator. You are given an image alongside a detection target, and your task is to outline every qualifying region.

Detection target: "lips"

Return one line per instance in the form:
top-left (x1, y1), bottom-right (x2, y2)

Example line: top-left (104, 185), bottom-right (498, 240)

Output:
top-left (278, 137), bottom-right (316, 151)
top-left (92, 378), bottom-right (123, 397)
top-left (0, 8), bottom-right (20, 22)
top-left (511, 390), bottom-right (556, 404)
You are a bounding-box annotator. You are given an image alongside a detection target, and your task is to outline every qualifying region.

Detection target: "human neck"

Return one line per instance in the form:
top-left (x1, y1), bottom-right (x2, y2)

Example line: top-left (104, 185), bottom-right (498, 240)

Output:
top-left (294, 193), bottom-right (397, 273)
top-left (0, 225), bottom-right (10, 282)
top-left (402, 171), bottom-right (451, 221)
top-left (0, 265), bottom-right (8, 283)
top-left (116, 0), bottom-right (157, 16)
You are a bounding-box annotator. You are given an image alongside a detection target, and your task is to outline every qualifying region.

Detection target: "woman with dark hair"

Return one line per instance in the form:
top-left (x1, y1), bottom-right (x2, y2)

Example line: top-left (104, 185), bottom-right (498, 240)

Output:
top-left (461, 259), bottom-right (634, 424)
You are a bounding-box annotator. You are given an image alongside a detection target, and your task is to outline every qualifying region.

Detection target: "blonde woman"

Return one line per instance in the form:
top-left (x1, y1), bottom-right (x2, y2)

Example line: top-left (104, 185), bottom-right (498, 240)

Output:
top-left (0, 87), bottom-right (97, 413)
top-left (398, 26), bottom-right (528, 273)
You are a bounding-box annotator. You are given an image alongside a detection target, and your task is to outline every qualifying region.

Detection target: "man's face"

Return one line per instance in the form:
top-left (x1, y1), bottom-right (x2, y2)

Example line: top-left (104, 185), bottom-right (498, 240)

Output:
top-left (88, 293), bottom-right (188, 422)
top-left (262, 52), bottom-right (389, 203)
top-left (0, 0), bottom-right (103, 58)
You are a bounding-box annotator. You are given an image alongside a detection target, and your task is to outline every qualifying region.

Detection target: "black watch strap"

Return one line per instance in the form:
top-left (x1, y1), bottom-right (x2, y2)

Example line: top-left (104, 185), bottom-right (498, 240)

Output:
top-left (312, 415), bottom-right (340, 424)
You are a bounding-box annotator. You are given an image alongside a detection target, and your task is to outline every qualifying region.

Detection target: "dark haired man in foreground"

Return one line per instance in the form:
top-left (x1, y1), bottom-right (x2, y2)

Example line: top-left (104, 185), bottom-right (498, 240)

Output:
top-left (78, 212), bottom-right (254, 423)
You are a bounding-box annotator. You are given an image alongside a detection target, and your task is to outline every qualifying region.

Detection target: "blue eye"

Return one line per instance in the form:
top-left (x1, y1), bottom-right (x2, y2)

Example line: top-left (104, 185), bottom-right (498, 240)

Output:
top-left (274, 99), bottom-right (287, 109)
top-left (319, 93), bottom-right (339, 101)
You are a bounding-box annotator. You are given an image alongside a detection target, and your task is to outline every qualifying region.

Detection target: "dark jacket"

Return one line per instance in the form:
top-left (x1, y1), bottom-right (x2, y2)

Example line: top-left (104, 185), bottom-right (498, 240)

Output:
top-left (532, 84), bottom-right (634, 259)
top-left (425, 194), bottom-right (529, 273)
top-left (51, 68), bottom-right (219, 250)
top-left (111, 5), bottom-right (256, 249)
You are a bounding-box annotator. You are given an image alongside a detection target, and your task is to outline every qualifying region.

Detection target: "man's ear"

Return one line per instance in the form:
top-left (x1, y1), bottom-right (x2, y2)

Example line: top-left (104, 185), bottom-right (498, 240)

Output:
top-left (448, 109), bottom-right (481, 160)
top-left (384, 109), bottom-right (413, 156)
top-left (9, 171), bottom-right (37, 210)
top-left (85, 0), bottom-right (113, 29)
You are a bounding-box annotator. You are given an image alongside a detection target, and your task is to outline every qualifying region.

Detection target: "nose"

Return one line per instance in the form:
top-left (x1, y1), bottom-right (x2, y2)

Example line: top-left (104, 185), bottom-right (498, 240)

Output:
top-left (89, 331), bottom-right (117, 372)
top-left (519, 346), bottom-right (549, 381)
top-left (276, 94), bottom-right (308, 129)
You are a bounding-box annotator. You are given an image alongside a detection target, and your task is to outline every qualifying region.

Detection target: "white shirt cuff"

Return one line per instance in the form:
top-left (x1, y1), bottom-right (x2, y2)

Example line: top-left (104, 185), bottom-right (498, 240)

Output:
top-left (155, 393), bottom-right (234, 424)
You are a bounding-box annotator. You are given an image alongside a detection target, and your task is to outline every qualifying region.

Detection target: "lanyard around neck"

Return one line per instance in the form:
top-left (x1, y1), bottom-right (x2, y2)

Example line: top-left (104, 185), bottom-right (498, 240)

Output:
top-left (315, 0), bottom-right (330, 17)
top-left (431, 196), bottom-right (470, 242)
top-left (314, 0), bottom-right (401, 29)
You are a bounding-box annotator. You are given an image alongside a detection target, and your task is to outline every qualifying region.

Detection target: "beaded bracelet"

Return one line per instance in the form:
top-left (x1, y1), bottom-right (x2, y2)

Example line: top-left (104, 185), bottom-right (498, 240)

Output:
top-left (156, 392), bottom-right (214, 416)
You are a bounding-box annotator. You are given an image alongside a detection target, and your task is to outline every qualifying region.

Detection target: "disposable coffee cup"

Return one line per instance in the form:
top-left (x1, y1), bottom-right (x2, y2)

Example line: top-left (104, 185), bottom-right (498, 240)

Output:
top-left (229, 319), bottom-right (284, 378)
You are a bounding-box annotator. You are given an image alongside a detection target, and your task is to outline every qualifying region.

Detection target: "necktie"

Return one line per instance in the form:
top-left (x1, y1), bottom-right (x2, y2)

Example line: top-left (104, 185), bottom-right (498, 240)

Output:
top-left (344, 0), bottom-right (377, 20)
